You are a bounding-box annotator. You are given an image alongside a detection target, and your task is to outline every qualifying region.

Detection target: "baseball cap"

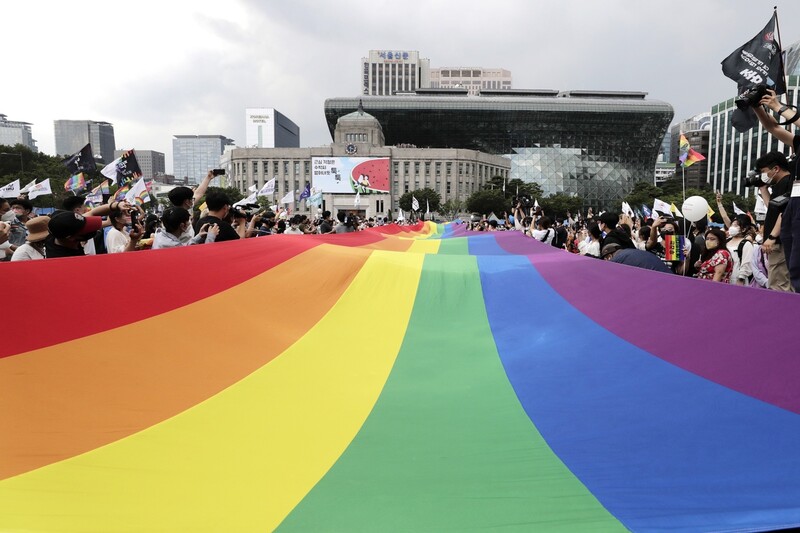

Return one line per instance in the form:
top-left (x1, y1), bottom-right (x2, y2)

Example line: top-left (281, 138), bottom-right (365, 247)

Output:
top-left (48, 211), bottom-right (103, 239)
top-left (601, 243), bottom-right (622, 258)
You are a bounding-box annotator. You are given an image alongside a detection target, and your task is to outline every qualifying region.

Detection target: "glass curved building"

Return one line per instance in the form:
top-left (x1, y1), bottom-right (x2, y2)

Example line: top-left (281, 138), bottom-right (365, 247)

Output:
top-left (325, 90), bottom-right (674, 210)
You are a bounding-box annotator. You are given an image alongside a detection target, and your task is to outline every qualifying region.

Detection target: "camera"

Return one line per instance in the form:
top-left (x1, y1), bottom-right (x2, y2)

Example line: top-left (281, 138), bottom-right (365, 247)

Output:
top-left (742, 170), bottom-right (765, 187)
top-left (212, 168), bottom-right (226, 176)
top-left (515, 195), bottom-right (533, 208)
top-left (130, 210), bottom-right (139, 226)
top-left (735, 84), bottom-right (770, 110)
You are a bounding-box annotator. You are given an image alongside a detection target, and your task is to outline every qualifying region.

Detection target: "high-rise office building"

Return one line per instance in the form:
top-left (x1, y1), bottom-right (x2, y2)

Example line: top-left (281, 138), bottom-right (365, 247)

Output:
top-left (668, 113), bottom-right (711, 190)
top-left (54, 120), bottom-right (116, 163)
top-left (245, 108), bottom-right (300, 148)
top-left (114, 149), bottom-right (165, 180)
top-left (429, 67), bottom-right (512, 96)
top-left (0, 114), bottom-right (38, 152)
top-left (325, 90), bottom-right (673, 210)
top-left (708, 40), bottom-right (800, 196)
top-left (172, 135), bottom-right (234, 185)
top-left (361, 50), bottom-right (430, 96)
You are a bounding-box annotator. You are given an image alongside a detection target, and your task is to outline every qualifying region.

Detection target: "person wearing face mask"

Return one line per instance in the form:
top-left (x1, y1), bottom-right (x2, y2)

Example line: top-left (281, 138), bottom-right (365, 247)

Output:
top-left (755, 89), bottom-right (799, 291)
top-left (284, 215), bottom-right (304, 235)
top-left (646, 216), bottom-right (690, 275)
top-left (152, 207), bottom-right (218, 249)
top-left (694, 228), bottom-right (733, 283)
top-left (752, 151), bottom-right (793, 291)
top-left (45, 211), bottom-right (105, 259)
top-left (167, 170), bottom-right (216, 244)
top-left (726, 215), bottom-right (755, 286)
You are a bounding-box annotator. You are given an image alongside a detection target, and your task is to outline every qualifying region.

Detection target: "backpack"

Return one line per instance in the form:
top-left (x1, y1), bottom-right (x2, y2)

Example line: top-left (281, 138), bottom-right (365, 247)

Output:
top-left (552, 226), bottom-right (567, 248)
top-left (734, 239), bottom-right (753, 282)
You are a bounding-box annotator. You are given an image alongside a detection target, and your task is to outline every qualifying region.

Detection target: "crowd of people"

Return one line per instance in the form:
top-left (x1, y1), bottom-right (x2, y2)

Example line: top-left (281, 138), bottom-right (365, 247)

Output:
top-left (465, 197), bottom-right (770, 287)
top-left (1, 87), bottom-right (797, 291)
top-left (0, 171), bottom-right (405, 262)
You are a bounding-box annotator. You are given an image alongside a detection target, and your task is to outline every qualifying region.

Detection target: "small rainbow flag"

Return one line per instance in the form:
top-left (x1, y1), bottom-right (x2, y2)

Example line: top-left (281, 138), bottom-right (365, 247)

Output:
top-left (663, 234), bottom-right (685, 261)
top-left (64, 173), bottom-right (86, 192)
top-left (679, 134), bottom-right (706, 168)
top-left (113, 183), bottom-right (131, 202)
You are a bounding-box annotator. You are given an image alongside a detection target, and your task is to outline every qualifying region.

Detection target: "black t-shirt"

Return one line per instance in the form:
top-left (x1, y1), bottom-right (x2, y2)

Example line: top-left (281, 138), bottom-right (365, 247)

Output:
top-left (197, 215), bottom-right (240, 242)
top-left (763, 170), bottom-right (793, 244)
top-left (319, 220), bottom-right (333, 234)
top-left (44, 236), bottom-right (86, 258)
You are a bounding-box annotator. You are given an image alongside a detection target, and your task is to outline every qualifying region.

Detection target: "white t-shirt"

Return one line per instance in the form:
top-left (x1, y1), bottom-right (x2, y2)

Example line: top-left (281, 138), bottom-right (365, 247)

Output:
top-left (530, 228), bottom-right (555, 245)
top-left (106, 227), bottom-right (131, 254)
top-left (11, 242), bottom-right (45, 261)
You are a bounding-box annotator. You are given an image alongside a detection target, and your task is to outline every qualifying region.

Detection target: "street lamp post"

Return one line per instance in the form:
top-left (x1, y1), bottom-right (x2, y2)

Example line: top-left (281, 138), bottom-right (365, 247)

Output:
top-left (0, 152), bottom-right (24, 172)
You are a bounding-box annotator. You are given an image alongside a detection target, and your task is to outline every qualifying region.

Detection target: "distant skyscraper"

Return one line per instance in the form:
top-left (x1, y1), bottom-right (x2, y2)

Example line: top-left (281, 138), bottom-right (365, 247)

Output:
top-left (172, 135), bottom-right (234, 185)
top-left (361, 50), bottom-right (430, 95)
top-left (429, 67), bottom-right (512, 96)
top-left (54, 120), bottom-right (115, 163)
top-left (245, 108), bottom-right (300, 148)
top-left (0, 114), bottom-right (38, 152)
top-left (114, 149), bottom-right (165, 180)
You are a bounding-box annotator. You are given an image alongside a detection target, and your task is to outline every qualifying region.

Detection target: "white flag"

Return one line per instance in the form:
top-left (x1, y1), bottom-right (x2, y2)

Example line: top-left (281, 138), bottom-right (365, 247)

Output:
top-left (412, 195), bottom-right (419, 211)
top-left (19, 179), bottom-right (37, 194)
top-left (248, 184), bottom-right (257, 192)
top-left (732, 202), bottom-right (745, 215)
top-left (280, 189), bottom-right (295, 204)
top-left (258, 178), bottom-right (276, 197)
top-left (397, 208), bottom-right (405, 221)
top-left (125, 178), bottom-right (150, 205)
top-left (621, 201), bottom-right (634, 217)
top-left (354, 191), bottom-right (361, 207)
top-left (234, 192), bottom-right (258, 207)
top-left (652, 198), bottom-right (672, 217)
top-left (754, 195), bottom-right (768, 215)
top-left (100, 157), bottom-right (122, 180)
top-left (0, 179), bottom-right (20, 198)
top-left (426, 199), bottom-right (430, 215)
top-left (534, 198), bottom-right (540, 208)
top-left (28, 178), bottom-right (52, 200)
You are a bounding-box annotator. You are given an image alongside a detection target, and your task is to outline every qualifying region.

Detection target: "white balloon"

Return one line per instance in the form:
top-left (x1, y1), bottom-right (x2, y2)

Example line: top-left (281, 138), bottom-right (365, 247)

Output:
top-left (681, 196), bottom-right (709, 222)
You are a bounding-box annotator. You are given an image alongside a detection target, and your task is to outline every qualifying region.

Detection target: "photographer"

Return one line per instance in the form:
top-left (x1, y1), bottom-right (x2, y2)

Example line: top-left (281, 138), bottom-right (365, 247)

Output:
top-left (754, 89), bottom-right (800, 291)
top-left (196, 192), bottom-right (246, 242)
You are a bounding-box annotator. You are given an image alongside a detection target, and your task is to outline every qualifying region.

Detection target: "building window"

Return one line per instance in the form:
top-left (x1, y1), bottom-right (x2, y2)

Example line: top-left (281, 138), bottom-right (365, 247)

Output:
top-left (446, 181), bottom-right (451, 194)
top-left (252, 161), bottom-right (258, 176)
top-left (294, 161), bottom-right (300, 175)
top-left (425, 162), bottom-right (430, 175)
top-left (273, 161), bottom-right (279, 175)
top-left (283, 161), bottom-right (289, 175)
top-left (304, 161), bottom-right (310, 175)
top-left (393, 162), bottom-right (399, 176)
top-left (435, 163), bottom-right (441, 176)
top-left (446, 162), bottom-right (452, 176)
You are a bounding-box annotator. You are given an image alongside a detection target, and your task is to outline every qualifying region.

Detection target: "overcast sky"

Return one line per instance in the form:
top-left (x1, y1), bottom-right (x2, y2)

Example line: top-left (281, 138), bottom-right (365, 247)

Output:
top-left (4, 0), bottom-right (800, 173)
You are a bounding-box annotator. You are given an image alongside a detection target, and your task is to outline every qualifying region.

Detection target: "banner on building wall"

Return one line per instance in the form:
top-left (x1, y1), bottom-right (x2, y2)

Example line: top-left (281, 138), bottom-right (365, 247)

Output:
top-left (311, 157), bottom-right (390, 194)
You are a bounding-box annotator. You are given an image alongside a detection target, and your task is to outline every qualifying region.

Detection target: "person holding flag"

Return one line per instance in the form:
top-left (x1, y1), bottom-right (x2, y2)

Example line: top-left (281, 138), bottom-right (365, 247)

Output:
top-left (751, 82), bottom-right (800, 291)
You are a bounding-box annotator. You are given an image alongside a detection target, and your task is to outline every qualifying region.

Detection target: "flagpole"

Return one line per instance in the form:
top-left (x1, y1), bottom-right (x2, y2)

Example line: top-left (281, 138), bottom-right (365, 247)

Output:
top-left (774, 6), bottom-right (789, 98)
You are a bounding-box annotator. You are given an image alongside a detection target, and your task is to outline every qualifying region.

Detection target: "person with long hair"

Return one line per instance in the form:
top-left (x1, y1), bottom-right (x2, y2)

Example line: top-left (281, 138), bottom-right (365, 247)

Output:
top-left (726, 214), bottom-right (755, 286)
top-left (695, 228), bottom-right (733, 283)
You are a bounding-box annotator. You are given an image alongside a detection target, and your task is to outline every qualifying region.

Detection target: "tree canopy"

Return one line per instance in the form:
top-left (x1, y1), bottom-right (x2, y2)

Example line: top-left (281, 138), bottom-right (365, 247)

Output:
top-left (398, 188), bottom-right (441, 213)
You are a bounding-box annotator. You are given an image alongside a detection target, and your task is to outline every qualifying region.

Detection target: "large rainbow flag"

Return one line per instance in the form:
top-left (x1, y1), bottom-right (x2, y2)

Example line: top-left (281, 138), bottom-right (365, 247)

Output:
top-left (2, 222), bottom-right (800, 532)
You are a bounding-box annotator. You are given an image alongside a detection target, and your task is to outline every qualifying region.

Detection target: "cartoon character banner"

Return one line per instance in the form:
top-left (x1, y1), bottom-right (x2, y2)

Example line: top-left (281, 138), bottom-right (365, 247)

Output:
top-left (312, 157), bottom-right (389, 194)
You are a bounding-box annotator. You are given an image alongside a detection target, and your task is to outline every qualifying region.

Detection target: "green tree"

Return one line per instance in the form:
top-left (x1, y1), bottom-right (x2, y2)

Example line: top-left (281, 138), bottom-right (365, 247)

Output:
top-left (482, 176), bottom-right (543, 202)
top-left (0, 144), bottom-right (72, 210)
top-left (540, 193), bottom-right (584, 220)
top-left (398, 188), bottom-right (441, 215)
top-left (465, 189), bottom-right (507, 216)
top-left (622, 181), bottom-right (662, 211)
top-left (439, 198), bottom-right (465, 220)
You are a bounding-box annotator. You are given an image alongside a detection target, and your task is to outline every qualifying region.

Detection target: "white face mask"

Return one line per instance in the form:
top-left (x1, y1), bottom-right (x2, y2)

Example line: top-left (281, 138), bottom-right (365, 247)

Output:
top-left (761, 169), bottom-right (774, 184)
top-left (756, 234), bottom-right (764, 244)
top-left (728, 226), bottom-right (740, 237)
top-left (1, 211), bottom-right (15, 222)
